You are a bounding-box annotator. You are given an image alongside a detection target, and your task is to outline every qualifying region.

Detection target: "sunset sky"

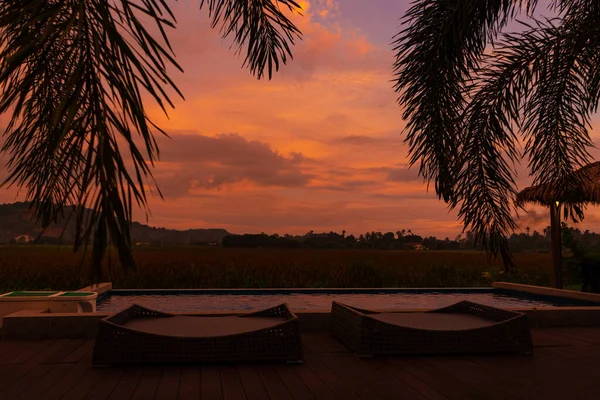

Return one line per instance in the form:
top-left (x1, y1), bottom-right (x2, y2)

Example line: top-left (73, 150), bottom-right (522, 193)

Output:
top-left (1, 0), bottom-right (600, 238)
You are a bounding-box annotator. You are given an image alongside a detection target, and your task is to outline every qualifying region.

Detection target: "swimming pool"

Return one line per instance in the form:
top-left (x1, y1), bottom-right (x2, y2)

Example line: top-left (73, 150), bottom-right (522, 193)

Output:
top-left (96, 288), bottom-right (600, 313)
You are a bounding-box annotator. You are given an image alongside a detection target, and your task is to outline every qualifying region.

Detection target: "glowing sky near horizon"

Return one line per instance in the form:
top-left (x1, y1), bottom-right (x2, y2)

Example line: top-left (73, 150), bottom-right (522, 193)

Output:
top-left (1, 0), bottom-right (599, 237)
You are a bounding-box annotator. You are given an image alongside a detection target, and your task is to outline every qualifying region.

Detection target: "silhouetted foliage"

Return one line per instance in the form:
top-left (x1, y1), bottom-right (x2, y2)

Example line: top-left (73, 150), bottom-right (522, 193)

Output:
top-left (560, 223), bottom-right (600, 293)
top-left (393, 0), bottom-right (600, 270)
top-left (222, 227), bottom-right (600, 252)
top-left (0, 1), bottom-right (302, 281)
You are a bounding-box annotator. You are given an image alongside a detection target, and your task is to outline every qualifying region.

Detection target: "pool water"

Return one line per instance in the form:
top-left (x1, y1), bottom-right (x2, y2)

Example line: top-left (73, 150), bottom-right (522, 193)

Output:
top-left (96, 289), bottom-right (599, 313)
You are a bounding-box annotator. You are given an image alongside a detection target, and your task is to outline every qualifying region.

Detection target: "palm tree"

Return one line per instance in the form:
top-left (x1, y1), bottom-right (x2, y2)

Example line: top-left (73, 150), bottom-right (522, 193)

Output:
top-left (0, 0), bottom-right (303, 280)
top-left (393, 0), bottom-right (600, 270)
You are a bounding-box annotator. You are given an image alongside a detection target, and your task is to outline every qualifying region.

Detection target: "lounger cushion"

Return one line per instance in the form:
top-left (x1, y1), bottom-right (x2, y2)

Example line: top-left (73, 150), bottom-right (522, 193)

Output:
top-left (370, 312), bottom-right (492, 331)
top-left (124, 315), bottom-right (286, 337)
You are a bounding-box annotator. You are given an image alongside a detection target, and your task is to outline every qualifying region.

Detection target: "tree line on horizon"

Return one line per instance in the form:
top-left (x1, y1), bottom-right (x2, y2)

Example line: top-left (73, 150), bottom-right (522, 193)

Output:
top-left (221, 226), bottom-right (600, 253)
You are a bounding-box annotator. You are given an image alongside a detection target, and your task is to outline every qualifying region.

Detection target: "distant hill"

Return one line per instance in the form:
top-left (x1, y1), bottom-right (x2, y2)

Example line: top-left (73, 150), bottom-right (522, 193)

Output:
top-left (0, 202), bottom-right (231, 245)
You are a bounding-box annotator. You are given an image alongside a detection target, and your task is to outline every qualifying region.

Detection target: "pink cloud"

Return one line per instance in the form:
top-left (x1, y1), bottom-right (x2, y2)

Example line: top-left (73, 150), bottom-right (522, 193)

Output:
top-left (150, 132), bottom-right (315, 197)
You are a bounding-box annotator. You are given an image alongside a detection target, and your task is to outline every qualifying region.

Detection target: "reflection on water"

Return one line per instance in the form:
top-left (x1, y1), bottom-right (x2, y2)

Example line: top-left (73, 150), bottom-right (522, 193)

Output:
top-left (97, 291), bottom-right (576, 313)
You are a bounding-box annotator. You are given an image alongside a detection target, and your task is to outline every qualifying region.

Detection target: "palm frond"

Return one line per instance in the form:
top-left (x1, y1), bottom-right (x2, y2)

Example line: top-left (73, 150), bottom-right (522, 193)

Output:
top-left (519, 20), bottom-right (596, 215)
top-left (393, 0), bottom-right (600, 271)
top-left (0, 0), bottom-right (182, 281)
top-left (200, 0), bottom-right (303, 79)
top-left (392, 0), bottom-right (532, 203)
top-left (454, 20), bottom-right (566, 269)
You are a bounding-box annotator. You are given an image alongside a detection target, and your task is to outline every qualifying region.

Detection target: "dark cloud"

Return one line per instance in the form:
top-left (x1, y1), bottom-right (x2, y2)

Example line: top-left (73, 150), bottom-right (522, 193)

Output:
top-left (333, 134), bottom-right (404, 147)
top-left (152, 132), bottom-right (314, 197)
top-left (359, 165), bottom-right (419, 183)
top-left (336, 135), bottom-right (381, 145)
top-left (369, 193), bottom-right (436, 201)
top-left (520, 208), bottom-right (549, 226)
top-left (324, 167), bottom-right (356, 177)
top-left (307, 164), bottom-right (421, 193)
top-left (312, 179), bottom-right (379, 192)
top-left (385, 167), bottom-right (420, 182)
top-left (322, 113), bottom-right (353, 128)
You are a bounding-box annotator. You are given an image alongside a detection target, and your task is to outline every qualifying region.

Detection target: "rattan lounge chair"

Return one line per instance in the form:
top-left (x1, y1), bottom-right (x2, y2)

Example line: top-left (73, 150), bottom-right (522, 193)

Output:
top-left (331, 300), bottom-right (533, 356)
top-left (93, 303), bottom-right (303, 365)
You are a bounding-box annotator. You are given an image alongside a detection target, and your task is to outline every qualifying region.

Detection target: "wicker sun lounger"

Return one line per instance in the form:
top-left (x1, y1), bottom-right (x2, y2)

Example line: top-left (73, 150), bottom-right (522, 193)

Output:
top-left (331, 300), bottom-right (533, 356)
top-left (93, 303), bottom-right (303, 365)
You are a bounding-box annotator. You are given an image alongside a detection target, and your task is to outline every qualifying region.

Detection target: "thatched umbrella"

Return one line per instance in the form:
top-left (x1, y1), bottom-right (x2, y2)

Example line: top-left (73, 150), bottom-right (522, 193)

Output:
top-left (517, 161), bottom-right (600, 289)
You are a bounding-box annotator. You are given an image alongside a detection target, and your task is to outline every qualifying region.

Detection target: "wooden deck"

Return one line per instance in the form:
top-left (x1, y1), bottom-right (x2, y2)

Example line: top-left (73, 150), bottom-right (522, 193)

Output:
top-left (1, 328), bottom-right (600, 399)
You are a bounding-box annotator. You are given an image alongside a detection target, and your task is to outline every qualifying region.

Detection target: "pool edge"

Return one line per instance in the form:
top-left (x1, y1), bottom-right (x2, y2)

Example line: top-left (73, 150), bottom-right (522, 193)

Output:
top-left (493, 282), bottom-right (600, 303)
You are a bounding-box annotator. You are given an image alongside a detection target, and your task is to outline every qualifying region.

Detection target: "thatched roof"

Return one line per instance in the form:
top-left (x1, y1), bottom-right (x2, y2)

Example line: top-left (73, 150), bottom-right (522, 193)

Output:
top-left (516, 161), bottom-right (600, 206)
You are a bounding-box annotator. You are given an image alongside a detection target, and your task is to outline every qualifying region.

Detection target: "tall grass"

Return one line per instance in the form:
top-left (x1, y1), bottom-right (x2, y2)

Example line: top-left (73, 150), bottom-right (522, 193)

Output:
top-left (0, 246), bottom-right (558, 291)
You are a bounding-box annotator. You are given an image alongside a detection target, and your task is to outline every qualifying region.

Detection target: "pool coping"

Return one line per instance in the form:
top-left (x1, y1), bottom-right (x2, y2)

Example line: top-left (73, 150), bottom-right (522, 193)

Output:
top-left (3, 282), bottom-right (600, 339)
top-left (492, 282), bottom-right (600, 303)
top-left (96, 284), bottom-right (600, 309)
top-left (77, 282), bottom-right (112, 296)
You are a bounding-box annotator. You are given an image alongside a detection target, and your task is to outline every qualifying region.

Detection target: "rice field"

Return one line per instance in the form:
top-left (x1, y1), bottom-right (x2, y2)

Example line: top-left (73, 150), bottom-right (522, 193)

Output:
top-left (0, 245), bottom-right (566, 292)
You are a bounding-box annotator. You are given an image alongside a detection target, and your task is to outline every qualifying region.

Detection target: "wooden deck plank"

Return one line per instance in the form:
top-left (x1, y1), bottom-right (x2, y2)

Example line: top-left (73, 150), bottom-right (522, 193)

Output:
top-left (64, 339), bottom-right (96, 363)
top-left (379, 358), bottom-right (449, 400)
top-left (3, 363), bottom-right (55, 399)
top-left (341, 355), bottom-right (428, 400)
top-left (85, 368), bottom-right (125, 400)
top-left (16, 363), bottom-right (73, 400)
top-left (314, 353), bottom-right (383, 400)
top-left (306, 333), bottom-right (347, 353)
top-left (42, 346), bottom-right (95, 400)
top-left (131, 367), bottom-right (162, 400)
top-left (0, 340), bottom-right (67, 390)
top-left (155, 367), bottom-right (181, 400)
top-left (531, 347), bottom-right (600, 392)
top-left (303, 354), bottom-right (361, 400)
top-left (201, 366), bottom-right (224, 400)
top-left (293, 363), bottom-right (338, 400)
top-left (220, 365), bottom-right (247, 400)
top-left (178, 367), bottom-right (200, 400)
top-left (0, 341), bottom-right (32, 364)
top-left (1, 329), bottom-right (600, 400)
top-left (275, 364), bottom-right (316, 400)
top-left (45, 338), bottom-right (87, 363)
top-left (301, 335), bottom-right (319, 354)
top-left (322, 351), bottom-right (427, 400)
top-left (107, 368), bottom-right (143, 400)
top-left (520, 349), bottom-right (600, 398)
top-left (462, 352), bottom-right (565, 399)
top-left (388, 357), bottom-right (489, 400)
top-left (0, 338), bottom-right (15, 356)
top-left (542, 327), bottom-right (600, 345)
top-left (0, 340), bottom-right (55, 365)
top-left (546, 343), bottom-right (600, 361)
top-left (417, 356), bottom-right (517, 400)
top-left (301, 334), bottom-right (328, 354)
top-left (238, 365), bottom-right (270, 400)
top-left (60, 367), bottom-right (105, 400)
top-left (256, 365), bottom-right (293, 400)
top-left (530, 329), bottom-right (581, 347)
